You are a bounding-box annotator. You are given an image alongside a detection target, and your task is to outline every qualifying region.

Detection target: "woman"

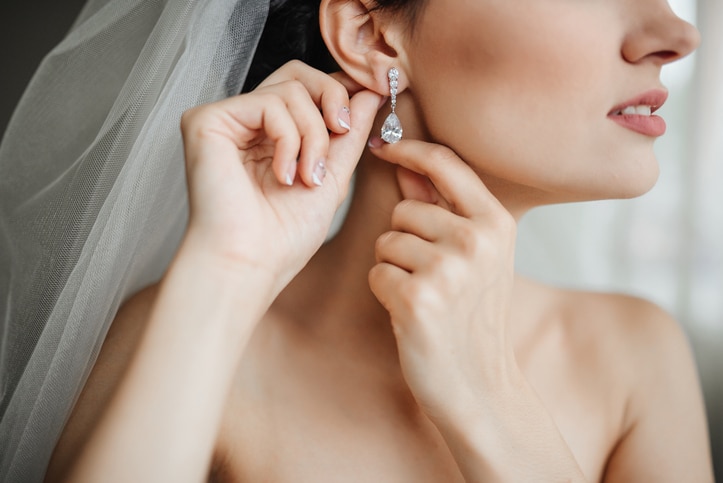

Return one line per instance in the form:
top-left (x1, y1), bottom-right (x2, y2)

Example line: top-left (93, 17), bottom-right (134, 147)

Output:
top-left (44, 0), bottom-right (713, 481)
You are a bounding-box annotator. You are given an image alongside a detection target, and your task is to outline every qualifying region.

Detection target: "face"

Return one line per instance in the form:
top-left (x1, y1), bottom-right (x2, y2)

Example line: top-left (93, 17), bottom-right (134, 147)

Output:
top-left (393, 0), bottom-right (700, 212)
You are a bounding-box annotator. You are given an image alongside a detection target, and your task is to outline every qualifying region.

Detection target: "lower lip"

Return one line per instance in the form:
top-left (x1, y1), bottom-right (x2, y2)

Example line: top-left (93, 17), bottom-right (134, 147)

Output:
top-left (609, 114), bottom-right (667, 137)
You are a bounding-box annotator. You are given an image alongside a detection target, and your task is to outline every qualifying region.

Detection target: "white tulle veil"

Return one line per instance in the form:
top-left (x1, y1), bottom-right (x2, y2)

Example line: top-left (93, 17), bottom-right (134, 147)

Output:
top-left (0, 0), bottom-right (270, 479)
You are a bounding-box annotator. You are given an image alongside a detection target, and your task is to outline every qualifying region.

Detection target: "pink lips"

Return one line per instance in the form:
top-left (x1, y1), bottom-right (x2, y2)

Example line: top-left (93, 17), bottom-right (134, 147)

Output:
top-left (608, 89), bottom-right (669, 137)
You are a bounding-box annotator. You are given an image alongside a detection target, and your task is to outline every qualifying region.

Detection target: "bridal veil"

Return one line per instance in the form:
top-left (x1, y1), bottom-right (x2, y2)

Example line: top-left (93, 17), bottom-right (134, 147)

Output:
top-left (0, 0), bottom-right (270, 479)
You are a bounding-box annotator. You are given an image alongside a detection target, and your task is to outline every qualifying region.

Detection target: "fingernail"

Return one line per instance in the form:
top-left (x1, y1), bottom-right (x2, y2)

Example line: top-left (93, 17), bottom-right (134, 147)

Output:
top-left (284, 162), bottom-right (296, 186)
top-left (367, 136), bottom-right (383, 149)
top-left (378, 96), bottom-right (389, 110)
top-left (338, 106), bottom-right (351, 131)
top-left (312, 159), bottom-right (327, 186)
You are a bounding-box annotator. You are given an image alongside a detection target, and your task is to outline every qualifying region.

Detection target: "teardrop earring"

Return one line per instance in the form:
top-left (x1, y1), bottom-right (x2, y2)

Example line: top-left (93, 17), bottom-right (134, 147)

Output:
top-left (380, 67), bottom-right (403, 144)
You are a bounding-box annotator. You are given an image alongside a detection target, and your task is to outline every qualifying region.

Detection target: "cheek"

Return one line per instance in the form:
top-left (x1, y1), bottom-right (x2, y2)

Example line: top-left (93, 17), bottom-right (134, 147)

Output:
top-left (408, 3), bottom-right (658, 199)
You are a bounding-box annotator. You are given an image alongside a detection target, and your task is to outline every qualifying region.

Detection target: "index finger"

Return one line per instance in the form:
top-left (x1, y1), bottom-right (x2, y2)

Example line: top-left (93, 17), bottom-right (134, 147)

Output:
top-left (324, 90), bottom-right (383, 204)
top-left (257, 61), bottom-right (357, 133)
top-left (367, 138), bottom-right (500, 218)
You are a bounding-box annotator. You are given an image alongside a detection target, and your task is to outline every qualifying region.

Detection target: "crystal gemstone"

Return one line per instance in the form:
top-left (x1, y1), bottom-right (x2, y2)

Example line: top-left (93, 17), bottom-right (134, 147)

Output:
top-left (381, 112), bottom-right (403, 144)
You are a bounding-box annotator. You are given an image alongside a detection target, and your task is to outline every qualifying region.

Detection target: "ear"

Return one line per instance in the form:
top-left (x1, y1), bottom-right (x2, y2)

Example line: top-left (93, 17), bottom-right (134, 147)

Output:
top-left (319, 0), bottom-right (409, 96)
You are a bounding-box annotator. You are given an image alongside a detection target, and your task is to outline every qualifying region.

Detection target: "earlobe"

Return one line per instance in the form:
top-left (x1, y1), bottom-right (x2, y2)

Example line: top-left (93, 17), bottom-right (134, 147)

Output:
top-left (319, 0), bottom-right (408, 96)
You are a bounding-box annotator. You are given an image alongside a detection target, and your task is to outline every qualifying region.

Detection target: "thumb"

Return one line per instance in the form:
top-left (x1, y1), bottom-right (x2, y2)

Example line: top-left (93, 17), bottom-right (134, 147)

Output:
top-left (326, 89), bottom-right (383, 200)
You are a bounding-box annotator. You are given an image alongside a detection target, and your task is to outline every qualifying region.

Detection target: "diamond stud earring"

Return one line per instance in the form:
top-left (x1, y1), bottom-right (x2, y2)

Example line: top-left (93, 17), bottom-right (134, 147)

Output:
top-left (381, 67), bottom-right (403, 144)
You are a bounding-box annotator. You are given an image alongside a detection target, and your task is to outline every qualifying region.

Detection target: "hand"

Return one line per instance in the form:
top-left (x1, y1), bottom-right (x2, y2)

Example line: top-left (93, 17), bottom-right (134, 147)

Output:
top-left (367, 138), bottom-right (519, 423)
top-left (180, 61), bottom-right (382, 294)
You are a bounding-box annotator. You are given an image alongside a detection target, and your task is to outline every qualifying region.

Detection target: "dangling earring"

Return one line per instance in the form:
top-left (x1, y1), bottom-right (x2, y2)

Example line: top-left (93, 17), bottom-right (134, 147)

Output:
top-left (381, 67), bottom-right (403, 143)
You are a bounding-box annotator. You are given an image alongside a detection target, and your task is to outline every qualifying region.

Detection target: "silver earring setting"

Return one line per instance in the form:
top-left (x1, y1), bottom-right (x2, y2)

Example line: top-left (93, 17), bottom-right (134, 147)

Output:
top-left (381, 67), bottom-right (403, 144)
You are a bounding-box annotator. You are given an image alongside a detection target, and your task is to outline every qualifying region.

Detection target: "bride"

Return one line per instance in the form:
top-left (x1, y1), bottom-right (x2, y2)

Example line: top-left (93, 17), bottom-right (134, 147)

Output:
top-left (43, 0), bottom-right (712, 481)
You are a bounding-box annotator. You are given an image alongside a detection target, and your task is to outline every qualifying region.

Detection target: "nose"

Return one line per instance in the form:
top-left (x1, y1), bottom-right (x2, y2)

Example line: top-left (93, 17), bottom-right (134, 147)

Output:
top-left (621, 3), bottom-right (701, 66)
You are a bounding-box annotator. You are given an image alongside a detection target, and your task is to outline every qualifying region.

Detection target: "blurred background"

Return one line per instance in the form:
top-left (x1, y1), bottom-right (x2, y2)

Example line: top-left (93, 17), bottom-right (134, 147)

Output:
top-left (1, 0), bottom-right (720, 479)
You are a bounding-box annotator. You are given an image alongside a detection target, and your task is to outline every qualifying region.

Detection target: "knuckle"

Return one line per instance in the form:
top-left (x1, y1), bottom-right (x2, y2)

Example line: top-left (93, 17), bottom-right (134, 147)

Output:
top-left (302, 134), bottom-right (330, 160)
top-left (400, 279), bottom-right (440, 318)
top-left (423, 245), bottom-right (460, 285)
top-left (450, 223), bottom-right (482, 255)
top-left (180, 105), bottom-right (206, 129)
top-left (449, 216), bottom-right (515, 261)
top-left (269, 95), bottom-right (294, 119)
top-left (400, 279), bottom-right (426, 308)
top-left (326, 79), bottom-right (349, 100)
top-left (180, 105), bottom-right (212, 139)
top-left (490, 210), bottom-right (517, 238)
top-left (282, 79), bottom-right (308, 98)
top-left (255, 92), bottom-right (283, 110)
top-left (284, 59), bottom-right (305, 72)
top-left (426, 247), bottom-right (445, 268)
top-left (179, 108), bottom-right (196, 133)
top-left (375, 231), bottom-right (394, 253)
top-left (436, 259), bottom-right (461, 290)
top-left (368, 264), bottom-right (383, 288)
top-left (391, 199), bottom-right (414, 224)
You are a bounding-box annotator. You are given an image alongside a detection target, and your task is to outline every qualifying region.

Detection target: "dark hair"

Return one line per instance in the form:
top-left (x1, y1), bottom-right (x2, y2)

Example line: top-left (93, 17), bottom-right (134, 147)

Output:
top-left (241, 0), bottom-right (424, 92)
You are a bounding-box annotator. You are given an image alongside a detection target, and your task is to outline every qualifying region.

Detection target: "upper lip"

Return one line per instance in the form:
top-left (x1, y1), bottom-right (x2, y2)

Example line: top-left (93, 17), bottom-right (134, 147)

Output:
top-left (608, 89), bottom-right (669, 116)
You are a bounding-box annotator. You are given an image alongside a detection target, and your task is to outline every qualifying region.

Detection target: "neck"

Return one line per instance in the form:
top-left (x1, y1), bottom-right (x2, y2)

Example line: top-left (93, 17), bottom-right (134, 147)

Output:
top-left (271, 104), bottom-right (542, 384)
top-left (272, 149), bottom-right (404, 371)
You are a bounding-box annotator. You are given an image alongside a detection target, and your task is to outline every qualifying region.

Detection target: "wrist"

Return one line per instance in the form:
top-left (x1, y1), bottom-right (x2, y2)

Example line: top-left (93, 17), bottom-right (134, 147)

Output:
top-left (428, 366), bottom-right (586, 483)
top-left (428, 348), bottom-right (524, 428)
top-left (181, 224), bottom-right (296, 292)
top-left (159, 234), bottom-right (280, 343)
top-left (423, 355), bottom-right (528, 460)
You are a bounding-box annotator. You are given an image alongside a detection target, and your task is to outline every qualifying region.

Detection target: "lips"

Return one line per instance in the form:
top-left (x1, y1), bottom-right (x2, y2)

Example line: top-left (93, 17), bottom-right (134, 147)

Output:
top-left (608, 89), bottom-right (669, 137)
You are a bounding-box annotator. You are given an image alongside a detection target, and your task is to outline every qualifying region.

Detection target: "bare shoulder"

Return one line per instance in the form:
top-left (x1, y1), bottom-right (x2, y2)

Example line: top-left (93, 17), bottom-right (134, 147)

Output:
top-left (46, 283), bottom-right (161, 481)
top-left (547, 284), bottom-right (714, 482)
top-left (522, 279), bottom-right (691, 376)
top-left (560, 288), bottom-right (687, 361)
top-left (554, 288), bottom-right (698, 395)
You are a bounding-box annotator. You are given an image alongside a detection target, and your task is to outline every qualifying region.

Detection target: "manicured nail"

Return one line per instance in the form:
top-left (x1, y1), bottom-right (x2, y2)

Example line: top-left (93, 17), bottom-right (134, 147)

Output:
top-left (367, 136), bottom-right (384, 149)
top-left (338, 106), bottom-right (351, 131)
top-left (312, 159), bottom-right (327, 186)
top-left (284, 161), bottom-right (296, 186)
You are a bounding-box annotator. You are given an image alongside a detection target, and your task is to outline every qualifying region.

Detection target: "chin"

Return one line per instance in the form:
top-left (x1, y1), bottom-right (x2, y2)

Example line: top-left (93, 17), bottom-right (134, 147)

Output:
top-left (549, 162), bottom-right (660, 204)
top-left (617, 152), bottom-right (661, 199)
top-left (617, 179), bottom-right (659, 199)
top-left (594, 176), bottom-right (660, 204)
top-left (573, 146), bottom-right (660, 201)
top-left (589, 166), bottom-right (660, 201)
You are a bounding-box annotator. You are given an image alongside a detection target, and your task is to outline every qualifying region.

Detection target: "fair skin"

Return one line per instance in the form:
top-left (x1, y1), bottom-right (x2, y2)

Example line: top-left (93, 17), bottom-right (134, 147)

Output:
top-left (47, 0), bottom-right (713, 482)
